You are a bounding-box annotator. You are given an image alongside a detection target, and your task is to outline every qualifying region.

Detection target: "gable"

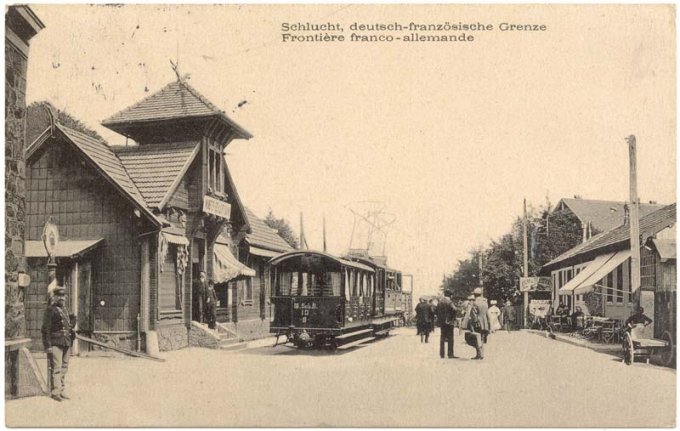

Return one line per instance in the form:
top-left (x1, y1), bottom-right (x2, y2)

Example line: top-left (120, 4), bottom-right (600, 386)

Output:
top-left (113, 141), bottom-right (199, 209)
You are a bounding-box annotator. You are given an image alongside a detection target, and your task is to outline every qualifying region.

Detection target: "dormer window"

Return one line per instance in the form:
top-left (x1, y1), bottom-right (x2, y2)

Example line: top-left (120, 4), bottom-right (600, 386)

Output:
top-left (208, 144), bottom-right (225, 195)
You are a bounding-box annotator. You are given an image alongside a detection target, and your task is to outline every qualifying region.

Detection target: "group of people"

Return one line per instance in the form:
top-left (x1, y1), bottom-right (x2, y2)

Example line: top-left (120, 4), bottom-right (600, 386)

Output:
top-left (415, 288), bottom-right (516, 360)
top-left (193, 271), bottom-right (219, 329)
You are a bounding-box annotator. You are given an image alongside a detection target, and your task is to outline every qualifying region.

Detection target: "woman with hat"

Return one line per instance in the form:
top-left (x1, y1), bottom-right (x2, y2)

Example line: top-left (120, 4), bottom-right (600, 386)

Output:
top-left (487, 300), bottom-right (502, 333)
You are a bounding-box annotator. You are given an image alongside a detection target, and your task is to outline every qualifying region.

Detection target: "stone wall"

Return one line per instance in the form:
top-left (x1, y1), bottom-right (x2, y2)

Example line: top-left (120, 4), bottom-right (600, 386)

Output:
top-left (224, 318), bottom-right (270, 341)
top-left (156, 323), bottom-right (188, 351)
top-left (5, 30), bottom-right (29, 339)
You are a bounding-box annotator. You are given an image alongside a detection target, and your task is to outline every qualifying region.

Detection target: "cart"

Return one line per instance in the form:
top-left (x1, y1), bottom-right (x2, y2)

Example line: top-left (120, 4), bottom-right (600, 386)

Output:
top-left (622, 324), bottom-right (675, 366)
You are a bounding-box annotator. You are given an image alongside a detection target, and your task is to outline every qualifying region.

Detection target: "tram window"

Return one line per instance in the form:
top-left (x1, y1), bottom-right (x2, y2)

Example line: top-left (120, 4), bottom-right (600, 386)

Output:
top-left (301, 273), bottom-right (308, 296)
top-left (276, 270), bottom-right (291, 295)
top-left (331, 273), bottom-right (341, 296)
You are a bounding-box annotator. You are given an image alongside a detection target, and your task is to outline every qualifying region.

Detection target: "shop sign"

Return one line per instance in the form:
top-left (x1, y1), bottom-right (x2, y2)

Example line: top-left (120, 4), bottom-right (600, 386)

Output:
top-left (519, 276), bottom-right (551, 292)
top-left (203, 195), bottom-right (231, 219)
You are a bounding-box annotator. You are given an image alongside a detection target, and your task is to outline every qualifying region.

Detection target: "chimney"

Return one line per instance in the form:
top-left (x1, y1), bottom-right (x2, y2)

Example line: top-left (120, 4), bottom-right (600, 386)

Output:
top-left (623, 203), bottom-right (630, 226)
top-left (573, 195), bottom-right (582, 199)
top-left (649, 200), bottom-right (657, 204)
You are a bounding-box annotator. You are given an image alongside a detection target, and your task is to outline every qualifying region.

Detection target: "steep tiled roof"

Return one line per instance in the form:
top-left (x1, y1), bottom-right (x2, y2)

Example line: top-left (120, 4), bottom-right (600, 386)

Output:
top-left (101, 80), bottom-right (252, 139)
top-left (113, 141), bottom-right (199, 208)
top-left (52, 124), bottom-right (162, 226)
top-left (544, 203), bottom-right (676, 270)
top-left (555, 198), bottom-right (664, 232)
top-left (244, 208), bottom-right (294, 252)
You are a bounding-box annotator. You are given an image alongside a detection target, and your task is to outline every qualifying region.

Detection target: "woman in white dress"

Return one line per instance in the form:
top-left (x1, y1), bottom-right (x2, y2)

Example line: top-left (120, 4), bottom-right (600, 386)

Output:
top-left (487, 300), bottom-right (502, 333)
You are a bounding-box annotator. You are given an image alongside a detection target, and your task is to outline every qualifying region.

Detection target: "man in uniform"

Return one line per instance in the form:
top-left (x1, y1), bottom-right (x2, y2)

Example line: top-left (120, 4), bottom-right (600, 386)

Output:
top-left (435, 295), bottom-right (458, 359)
top-left (41, 285), bottom-right (74, 401)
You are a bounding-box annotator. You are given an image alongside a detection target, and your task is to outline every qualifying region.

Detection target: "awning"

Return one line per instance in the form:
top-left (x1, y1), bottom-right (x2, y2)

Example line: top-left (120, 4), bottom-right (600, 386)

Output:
top-left (559, 250), bottom-right (631, 295)
top-left (574, 250), bottom-right (630, 294)
top-left (162, 231), bottom-right (189, 246)
top-left (213, 243), bottom-right (256, 283)
top-left (557, 253), bottom-right (614, 295)
top-left (25, 238), bottom-right (104, 259)
top-left (249, 246), bottom-right (283, 258)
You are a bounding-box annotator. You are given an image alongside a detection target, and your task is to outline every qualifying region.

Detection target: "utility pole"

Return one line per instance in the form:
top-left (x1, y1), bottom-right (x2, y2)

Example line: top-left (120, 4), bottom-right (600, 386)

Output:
top-left (627, 136), bottom-right (641, 296)
top-left (523, 198), bottom-right (529, 328)
top-left (322, 214), bottom-right (327, 253)
top-left (478, 249), bottom-right (484, 297)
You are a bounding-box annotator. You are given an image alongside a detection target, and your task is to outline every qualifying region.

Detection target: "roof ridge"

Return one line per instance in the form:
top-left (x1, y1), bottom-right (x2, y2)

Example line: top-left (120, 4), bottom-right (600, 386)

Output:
top-left (177, 80), bottom-right (222, 114)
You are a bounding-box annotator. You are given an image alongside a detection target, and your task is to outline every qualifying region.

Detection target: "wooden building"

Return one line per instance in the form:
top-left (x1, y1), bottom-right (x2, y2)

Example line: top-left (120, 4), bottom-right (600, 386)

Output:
top-left (541, 203), bottom-right (676, 328)
top-left (552, 197), bottom-right (663, 241)
top-left (23, 79), bottom-right (289, 352)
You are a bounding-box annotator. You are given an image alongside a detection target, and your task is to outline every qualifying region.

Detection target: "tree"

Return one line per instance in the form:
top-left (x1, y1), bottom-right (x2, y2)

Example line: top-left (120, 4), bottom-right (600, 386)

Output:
top-left (441, 249), bottom-right (483, 300)
top-left (26, 101), bottom-right (103, 146)
top-left (441, 199), bottom-right (586, 306)
top-left (264, 210), bottom-right (299, 249)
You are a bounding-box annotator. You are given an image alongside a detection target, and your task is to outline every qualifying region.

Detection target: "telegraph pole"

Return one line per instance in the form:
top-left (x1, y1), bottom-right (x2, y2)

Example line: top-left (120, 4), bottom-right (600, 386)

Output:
top-left (627, 136), bottom-right (641, 296)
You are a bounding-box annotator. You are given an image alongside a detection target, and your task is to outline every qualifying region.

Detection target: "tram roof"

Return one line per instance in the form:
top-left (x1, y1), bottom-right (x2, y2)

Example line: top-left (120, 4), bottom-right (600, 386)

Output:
top-left (269, 250), bottom-right (375, 273)
top-left (344, 256), bottom-right (399, 273)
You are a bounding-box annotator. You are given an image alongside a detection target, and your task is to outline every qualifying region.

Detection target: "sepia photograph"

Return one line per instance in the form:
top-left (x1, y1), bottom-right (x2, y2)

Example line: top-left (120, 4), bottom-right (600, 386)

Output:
top-left (4, 3), bottom-right (677, 427)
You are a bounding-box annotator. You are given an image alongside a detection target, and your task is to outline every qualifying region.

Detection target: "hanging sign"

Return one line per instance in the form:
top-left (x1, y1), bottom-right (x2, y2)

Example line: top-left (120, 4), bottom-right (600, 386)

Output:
top-left (42, 219), bottom-right (60, 258)
top-left (203, 196), bottom-right (231, 219)
top-left (519, 276), bottom-right (552, 292)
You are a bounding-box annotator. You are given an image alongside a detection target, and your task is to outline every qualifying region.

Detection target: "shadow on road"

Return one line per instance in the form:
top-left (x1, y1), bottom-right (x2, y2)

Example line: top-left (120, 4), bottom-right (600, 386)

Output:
top-left (239, 334), bottom-right (399, 356)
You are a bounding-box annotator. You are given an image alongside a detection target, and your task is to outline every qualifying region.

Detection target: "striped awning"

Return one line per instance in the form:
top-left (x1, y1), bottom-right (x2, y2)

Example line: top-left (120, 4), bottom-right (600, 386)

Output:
top-left (162, 231), bottom-right (189, 246)
top-left (213, 243), bottom-right (256, 283)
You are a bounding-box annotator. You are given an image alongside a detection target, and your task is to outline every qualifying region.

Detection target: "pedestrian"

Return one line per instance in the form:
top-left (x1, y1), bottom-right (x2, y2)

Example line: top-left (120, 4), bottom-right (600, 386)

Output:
top-left (428, 299), bottom-right (437, 335)
top-left (204, 280), bottom-right (218, 329)
top-left (41, 285), bottom-right (75, 402)
top-left (487, 300), bottom-right (502, 333)
top-left (193, 271), bottom-right (207, 323)
top-left (501, 300), bottom-right (516, 332)
top-left (435, 295), bottom-right (458, 358)
top-left (415, 298), bottom-right (433, 343)
top-left (470, 287), bottom-right (489, 360)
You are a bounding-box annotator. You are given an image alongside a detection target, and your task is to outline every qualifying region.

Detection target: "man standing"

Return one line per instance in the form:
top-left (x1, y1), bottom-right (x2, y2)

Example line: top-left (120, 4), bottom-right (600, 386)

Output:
top-left (471, 287), bottom-right (490, 360)
top-left (502, 300), bottom-right (516, 332)
top-left (193, 271), bottom-right (208, 323)
top-left (41, 285), bottom-right (74, 402)
top-left (435, 295), bottom-right (457, 359)
top-left (204, 280), bottom-right (218, 329)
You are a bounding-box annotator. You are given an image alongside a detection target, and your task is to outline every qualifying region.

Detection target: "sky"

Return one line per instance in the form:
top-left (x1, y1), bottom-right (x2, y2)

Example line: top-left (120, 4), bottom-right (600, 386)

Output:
top-left (25, 4), bottom-right (676, 300)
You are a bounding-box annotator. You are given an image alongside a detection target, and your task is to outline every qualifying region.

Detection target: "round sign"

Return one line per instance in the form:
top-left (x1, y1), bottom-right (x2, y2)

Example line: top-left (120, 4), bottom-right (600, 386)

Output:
top-left (42, 221), bottom-right (60, 256)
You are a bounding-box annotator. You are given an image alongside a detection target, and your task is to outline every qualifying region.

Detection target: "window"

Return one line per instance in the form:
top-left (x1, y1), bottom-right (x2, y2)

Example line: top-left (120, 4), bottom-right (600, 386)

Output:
top-left (160, 245), bottom-right (182, 311)
top-left (616, 265), bottom-right (623, 303)
top-left (605, 273), bottom-right (613, 303)
top-left (208, 145), bottom-right (225, 194)
top-left (244, 278), bottom-right (253, 303)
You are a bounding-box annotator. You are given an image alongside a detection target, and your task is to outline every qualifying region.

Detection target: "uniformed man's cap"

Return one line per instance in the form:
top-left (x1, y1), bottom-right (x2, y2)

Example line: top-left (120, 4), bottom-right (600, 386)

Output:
top-left (53, 286), bottom-right (66, 295)
top-left (473, 287), bottom-right (483, 295)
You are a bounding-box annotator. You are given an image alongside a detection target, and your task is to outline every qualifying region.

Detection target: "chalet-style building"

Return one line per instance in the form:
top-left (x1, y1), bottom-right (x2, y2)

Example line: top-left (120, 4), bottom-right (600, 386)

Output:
top-left (552, 197), bottom-right (664, 241)
top-left (541, 203), bottom-right (676, 331)
top-left (23, 79), bottom-right (290, 352)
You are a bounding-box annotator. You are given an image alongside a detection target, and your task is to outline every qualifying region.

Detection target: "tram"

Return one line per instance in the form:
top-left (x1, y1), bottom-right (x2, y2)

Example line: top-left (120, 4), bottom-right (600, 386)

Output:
top-left (269, 250), bottom-right (412, 349)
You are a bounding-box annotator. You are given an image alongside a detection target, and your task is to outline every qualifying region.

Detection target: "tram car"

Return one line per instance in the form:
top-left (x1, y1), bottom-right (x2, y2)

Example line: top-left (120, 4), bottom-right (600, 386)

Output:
top-left (269, 250), bottom-right (412, 348)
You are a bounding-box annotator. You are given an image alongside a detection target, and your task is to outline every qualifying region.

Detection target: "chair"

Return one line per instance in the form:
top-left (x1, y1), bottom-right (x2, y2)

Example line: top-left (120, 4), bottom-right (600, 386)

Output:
top-left (600, 320), bottom-right (620, 344)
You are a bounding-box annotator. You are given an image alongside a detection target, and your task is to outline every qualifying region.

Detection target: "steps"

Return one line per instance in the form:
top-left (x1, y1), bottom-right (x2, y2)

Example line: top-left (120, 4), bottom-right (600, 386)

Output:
top-left (335, 328), bottom-right (374, 346)
top-left (215, 323), bottom-right (248, 352)
top-left (192, 322), bottom-right (248, 351)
